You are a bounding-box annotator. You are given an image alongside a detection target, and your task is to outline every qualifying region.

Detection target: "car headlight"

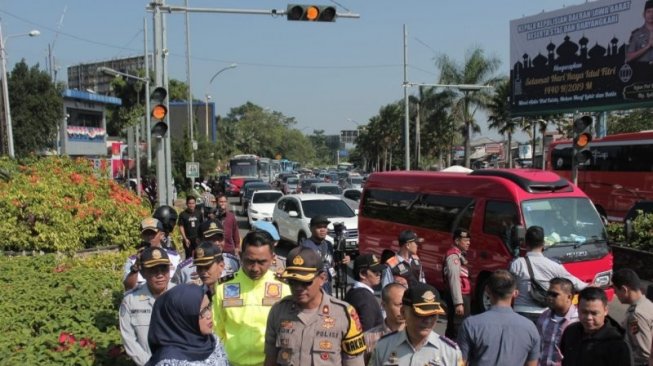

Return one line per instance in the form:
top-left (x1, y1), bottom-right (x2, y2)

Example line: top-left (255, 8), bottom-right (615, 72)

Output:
top-left (250, 209), bottom-right (258, 214)
top-left (593, 270), bottom-right (612, 288)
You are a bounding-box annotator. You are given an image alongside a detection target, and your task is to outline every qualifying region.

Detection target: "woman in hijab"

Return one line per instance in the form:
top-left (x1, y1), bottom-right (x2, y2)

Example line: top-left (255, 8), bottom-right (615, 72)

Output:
top-left (146, 284), bottom-right (229, 366)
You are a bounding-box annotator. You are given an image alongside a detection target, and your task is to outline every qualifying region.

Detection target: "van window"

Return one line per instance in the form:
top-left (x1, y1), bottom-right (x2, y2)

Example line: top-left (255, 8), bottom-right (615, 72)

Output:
top-left (484, 201), bottom-right (519, 246)
top-left (362, 189), bottom-right (474, 231)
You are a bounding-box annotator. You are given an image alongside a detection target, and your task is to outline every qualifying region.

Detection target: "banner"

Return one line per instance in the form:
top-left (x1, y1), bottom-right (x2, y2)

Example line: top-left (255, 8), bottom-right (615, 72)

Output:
top-left (510, 0), bottom-right (653, 114)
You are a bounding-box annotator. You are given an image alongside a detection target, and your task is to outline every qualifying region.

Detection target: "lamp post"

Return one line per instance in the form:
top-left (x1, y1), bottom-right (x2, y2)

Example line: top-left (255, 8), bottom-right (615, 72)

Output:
top-left (97, 67), bottom-right (150, 196)
top-left (204, 93), bottom-right (211, 139)
top-left (0, 23), bottom-right (40, 158)
top-left (205, 63), bottom-right (237, 139)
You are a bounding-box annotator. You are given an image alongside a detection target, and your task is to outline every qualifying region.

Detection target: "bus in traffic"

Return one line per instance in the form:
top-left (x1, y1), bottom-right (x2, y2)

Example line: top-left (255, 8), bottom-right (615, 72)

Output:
top-left (548, 131), bottom-right (653, 222)
top-left (258, 158), bottom-right (273, 184)
top-left (358, 169), bottom-right (614, 313)
top-left (228, 154), bottom-right (259, 196)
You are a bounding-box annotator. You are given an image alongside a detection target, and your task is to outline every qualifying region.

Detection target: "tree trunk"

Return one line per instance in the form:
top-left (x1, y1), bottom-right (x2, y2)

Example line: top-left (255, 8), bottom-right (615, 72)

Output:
top-left (507, 132), bottom-right (512, 168)
top-left (463, 96), bottom-right (471, 168)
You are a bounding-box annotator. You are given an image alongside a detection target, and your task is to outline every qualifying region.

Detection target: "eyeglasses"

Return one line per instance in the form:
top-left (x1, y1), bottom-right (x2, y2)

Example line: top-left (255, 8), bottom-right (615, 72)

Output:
top-left (288, 279), bottom-right (314, 288)
top-left (199, 303), bottom-right (212, 319)
top-left (546, 291), bottom-right (560, 298)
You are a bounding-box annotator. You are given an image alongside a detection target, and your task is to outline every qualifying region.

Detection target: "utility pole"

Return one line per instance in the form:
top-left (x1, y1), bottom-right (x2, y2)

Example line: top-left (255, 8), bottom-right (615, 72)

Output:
top-left (402, 24), bottom-right (410, 171)
top-left (144, 17), bottom-right (152, 168)
top-left (184, 0), bottom-right (195, 175)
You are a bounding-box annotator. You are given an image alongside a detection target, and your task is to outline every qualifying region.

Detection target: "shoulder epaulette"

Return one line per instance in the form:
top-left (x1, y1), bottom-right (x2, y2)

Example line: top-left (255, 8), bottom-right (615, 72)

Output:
top-left (223, 253), bottom-right (240, 262)
top-left (178, 257), bottom-right (193, 268)
top-left (165, 248), bottom-right (179, 256)
top-left (386, 256), bottom-right (399, 267)
top-left (218, 274), bottom-right (235, 284)
top-left (439, 334), bottom-right (459, 349)
top-left (128, 254), bottom-right (138, 260)
top-left (379, 330), bottom-right (398, 340)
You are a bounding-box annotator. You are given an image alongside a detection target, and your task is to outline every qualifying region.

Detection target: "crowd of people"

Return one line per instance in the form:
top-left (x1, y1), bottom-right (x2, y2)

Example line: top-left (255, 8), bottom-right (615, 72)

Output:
top-left (118, 197), bottom-right (653, 366)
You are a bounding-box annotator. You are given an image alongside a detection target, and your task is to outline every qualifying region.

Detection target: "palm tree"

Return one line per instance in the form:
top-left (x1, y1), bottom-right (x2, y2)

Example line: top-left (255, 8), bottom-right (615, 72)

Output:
top-left (436, 47), bottom-right (500, 167)
top-left (487, 78), bottom-right (520, 167)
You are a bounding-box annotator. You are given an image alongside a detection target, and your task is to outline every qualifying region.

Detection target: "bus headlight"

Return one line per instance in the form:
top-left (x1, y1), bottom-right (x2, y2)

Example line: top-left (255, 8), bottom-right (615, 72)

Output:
top-left (593, 270), bottom-right (612, 288)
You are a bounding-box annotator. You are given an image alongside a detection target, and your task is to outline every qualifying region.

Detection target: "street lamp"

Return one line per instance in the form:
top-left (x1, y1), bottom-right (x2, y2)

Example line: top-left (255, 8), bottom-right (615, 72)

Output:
top-left (204, 93), bottom-right (211, 140)
top-left (98, 66), bottom-right (150, 196)
top-left (0, 22), bottom-right (40, 158)
top-left (205, 63), bottom-right (237, 138)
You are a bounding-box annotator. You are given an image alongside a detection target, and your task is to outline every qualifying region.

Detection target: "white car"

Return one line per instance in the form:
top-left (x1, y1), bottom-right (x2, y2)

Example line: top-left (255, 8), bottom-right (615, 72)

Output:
top-left (248, 190), bottom-right (284, 227)
top-left (341, 188), bottom-right (362, 211)
top-left (272, 194), bottom-right (359, 251)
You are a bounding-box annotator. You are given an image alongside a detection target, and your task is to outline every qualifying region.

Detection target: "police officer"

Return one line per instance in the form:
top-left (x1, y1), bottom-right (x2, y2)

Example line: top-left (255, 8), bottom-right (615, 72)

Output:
top-left (626, 0), bottom-right (653, 63)
top-left (173, 221), bottom-right (239, 285)
top-left (119, 247), bottom-right (175, 366)
top-left (301, 215), bottom-right (350, 295)
top-left (381, 230), bottom-right (425, 289)
top-left (252, 219), bottom-right (287, 276)
top-left (264, 247), bottom-right (366, 366)
top-left (443, 228), bottom-right (472, 339)
top-left (368, 283), bottom-right (462, 366)
top-left (214, 231), bottom-right (290, 366)
top-left (123, 218), bottom-right (180, 291)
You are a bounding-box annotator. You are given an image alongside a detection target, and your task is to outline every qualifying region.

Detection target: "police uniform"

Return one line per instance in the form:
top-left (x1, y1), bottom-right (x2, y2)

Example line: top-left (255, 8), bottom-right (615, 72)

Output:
top-left (213, 268), bottom-right (290, 366)
top-left (381, 231), bottom-right (425, 288)
top-left (368, 284), bottom-right (462, 366)
top-left (265, 247), bottom-right (366, 366)
top-left (119, 248), bottom-right (175, 366)
top-left (622, 296), bottom-right (653, 365)
top-left (123, 247), bottom-right (180, 287)
top-left (443, 230), bottom-right (472, 339)
top-left (628, 25), bottom-right (653, 63)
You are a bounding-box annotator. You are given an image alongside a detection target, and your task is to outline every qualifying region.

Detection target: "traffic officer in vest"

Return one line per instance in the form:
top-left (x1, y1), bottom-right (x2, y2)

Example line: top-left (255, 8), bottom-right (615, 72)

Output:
top-left (213, 230), bottom-right (290, 366)
top-left (381, 230), bottom-right (425, 289)
top-left (119, 247), bottom-right (175, 366)
top-left (264, 247), bottom-right (366, 366)
top-left (252, 219), bottom-right (287, 277)
top-left (368, 283), bottom-right (462, 366)
top-left (443, 228), bottom-right (472, 339)
top-left (123, 217), bottom-right (180, 291)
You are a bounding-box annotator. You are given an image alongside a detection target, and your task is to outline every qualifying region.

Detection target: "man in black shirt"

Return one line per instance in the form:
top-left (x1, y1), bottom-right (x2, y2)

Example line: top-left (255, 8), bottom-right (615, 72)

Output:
top-left (178, 196), bottom-right (203, 259)
top-left (560, 287), bottom-right (633, 366)
top-left (344, 253), bottom-right (384, 331)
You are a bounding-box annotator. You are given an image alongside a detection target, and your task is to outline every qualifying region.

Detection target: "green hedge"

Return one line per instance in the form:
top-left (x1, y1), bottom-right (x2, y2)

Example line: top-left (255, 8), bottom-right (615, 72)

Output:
top-left (0, 252), bottom-right (133, 365)
top-left (607, 211), bottom-right (653, 251)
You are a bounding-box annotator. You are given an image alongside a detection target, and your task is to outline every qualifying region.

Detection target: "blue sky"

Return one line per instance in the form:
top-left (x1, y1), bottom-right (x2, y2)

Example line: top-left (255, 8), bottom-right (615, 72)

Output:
top-left (1, 0), bottom-right (579, 141)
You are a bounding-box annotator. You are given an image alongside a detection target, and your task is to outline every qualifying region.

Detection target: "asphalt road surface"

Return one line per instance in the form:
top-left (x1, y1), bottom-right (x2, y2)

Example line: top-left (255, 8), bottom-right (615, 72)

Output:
top-left (227, 197), bottom-right (631, 337)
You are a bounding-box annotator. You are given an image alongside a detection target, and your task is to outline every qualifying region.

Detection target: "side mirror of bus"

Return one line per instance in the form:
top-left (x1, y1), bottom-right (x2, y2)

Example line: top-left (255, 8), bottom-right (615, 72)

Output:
top-left (511, 225), bottom-right (526, 256)
top-left (624, 219), bottom-right (633, 242)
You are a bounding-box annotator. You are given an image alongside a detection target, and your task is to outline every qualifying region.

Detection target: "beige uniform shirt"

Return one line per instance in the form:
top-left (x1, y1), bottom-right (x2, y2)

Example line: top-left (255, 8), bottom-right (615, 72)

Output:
top-left (265, 292), bottom-right (366, 366)
top-left (367, 330), bottom-right (463, 366)
top-left (623, 296), bottom-right (653, 365)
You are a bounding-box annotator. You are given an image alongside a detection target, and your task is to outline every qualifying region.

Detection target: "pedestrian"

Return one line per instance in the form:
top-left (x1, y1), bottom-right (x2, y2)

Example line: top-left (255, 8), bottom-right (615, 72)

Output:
top-left (381, 230), bottom-right (425, 289)
top-left (458, 269), bottom-right (541, 366)
top-left (146, 284), bottom-right (229, 366)
top-left (559, 287), bottom-right (633, 366)
top-left (301, 215), bottom-right (350, 295)
top-left (178, 196), bottom-right (204, 259)
top-left (123, 218), bottom-right (180, 291)
top-left (443, 228), bottom-right (472, 339)
top-left (213, 230), bottom-right (290, 366)
top-left (344, 253), bottom-right (384, 331)
top-left (264, 247), bottom-right (366, 366)
top-left (363, 283), bottom-right (406, 365)
top-left (368, 283), bottom-right (461, 366)
top-left (152, 205), bottom-right (179, 250)
top-left (119, 247), bottom-right (175, 366)
top-left (215, 194), bottom-right (241, 255)
top-left (613, 268), bottom-right (653, 365)
top-left (251, 219), bottom-right (286, 276)
top-left (201, 186), bottom-right (216, 217)
top-left (535, 277), bottom-right (579, 366)
top-left (509, 226), bottom-right (587, 322)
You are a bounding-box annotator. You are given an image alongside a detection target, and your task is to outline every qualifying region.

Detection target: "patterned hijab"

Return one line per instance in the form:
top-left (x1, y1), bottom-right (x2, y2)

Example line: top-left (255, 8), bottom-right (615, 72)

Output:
top-left (146, 284), bottom-right (216, 364)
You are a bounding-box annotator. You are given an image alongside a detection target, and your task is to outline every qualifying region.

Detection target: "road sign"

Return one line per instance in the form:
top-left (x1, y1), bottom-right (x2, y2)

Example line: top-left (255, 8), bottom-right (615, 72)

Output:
top-left (186, 162), bottom-right (200, 178)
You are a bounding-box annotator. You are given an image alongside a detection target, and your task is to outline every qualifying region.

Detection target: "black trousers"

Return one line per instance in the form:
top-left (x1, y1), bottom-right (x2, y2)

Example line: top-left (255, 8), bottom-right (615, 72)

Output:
top-left (444, 291), bottom-right (471, 340)
top-left (184, 237), bottom-right (199, 259)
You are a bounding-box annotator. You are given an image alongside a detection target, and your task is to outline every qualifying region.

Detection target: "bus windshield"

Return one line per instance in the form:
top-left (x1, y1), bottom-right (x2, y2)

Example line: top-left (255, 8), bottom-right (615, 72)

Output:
top-left (230, 161), bottom-right (257, 177)
top-left (521, 198), bottom-right (606, 248)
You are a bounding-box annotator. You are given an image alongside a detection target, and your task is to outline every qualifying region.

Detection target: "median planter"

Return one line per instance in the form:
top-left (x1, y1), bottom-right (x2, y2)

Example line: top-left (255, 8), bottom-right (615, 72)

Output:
top-left (611, 244), bottom-right (653, 281)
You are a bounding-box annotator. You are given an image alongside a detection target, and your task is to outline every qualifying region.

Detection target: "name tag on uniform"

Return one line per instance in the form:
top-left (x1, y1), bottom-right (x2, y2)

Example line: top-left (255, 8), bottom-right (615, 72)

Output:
top-left (222, 298), bottom-right (244, 307)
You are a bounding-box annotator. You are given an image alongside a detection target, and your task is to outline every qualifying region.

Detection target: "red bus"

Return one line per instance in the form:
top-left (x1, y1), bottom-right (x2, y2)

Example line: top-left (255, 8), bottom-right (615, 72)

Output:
top-left (548, 131), bottom-right (653, 222)
top-left (228, 154), bottom-right (260, 196)
top-left (358, 169), bottom-right (614, 312)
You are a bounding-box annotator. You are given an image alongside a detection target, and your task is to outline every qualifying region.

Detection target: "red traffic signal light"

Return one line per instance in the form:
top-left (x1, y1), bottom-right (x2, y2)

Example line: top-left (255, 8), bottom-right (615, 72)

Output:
top-left (150, 87), bottom-right (168, 138)
top-left (287, 4), bottom-right (336, 22)
top-left (573, 116), bottom-right (592, 164)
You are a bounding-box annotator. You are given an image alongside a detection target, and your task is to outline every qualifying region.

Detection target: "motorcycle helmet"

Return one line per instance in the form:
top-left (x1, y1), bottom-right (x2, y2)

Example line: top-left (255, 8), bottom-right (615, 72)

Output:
top-left (153, 205), bottom-right (178, 233)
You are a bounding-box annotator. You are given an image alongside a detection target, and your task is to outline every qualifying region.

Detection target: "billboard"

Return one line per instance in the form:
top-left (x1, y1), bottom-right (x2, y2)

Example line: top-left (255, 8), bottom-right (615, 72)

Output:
top-left (510, 0), bottom-right (653, 115)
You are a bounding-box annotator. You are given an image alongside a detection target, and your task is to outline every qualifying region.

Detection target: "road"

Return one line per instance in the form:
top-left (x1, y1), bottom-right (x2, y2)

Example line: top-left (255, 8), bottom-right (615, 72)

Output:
top-left (226, 196), bottom-right (631, 335)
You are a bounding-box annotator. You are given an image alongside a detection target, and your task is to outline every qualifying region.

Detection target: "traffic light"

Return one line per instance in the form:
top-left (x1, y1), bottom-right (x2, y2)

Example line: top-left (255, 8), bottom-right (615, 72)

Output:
top-left (286, 4), bottom-right (336, 22)
top-left (150, 87), bottom-right (168, 138)
top-left (573, 116), bottom-right (593, 164)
